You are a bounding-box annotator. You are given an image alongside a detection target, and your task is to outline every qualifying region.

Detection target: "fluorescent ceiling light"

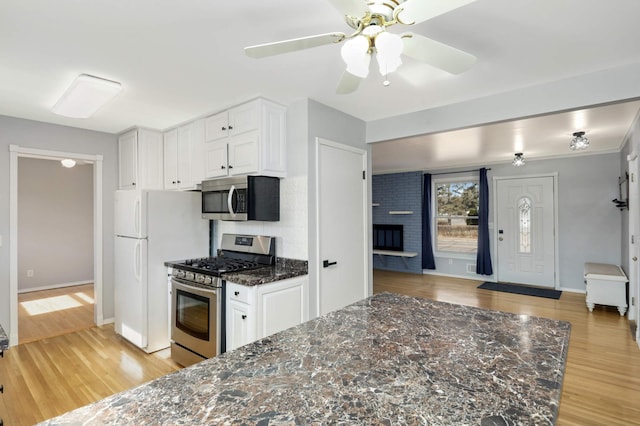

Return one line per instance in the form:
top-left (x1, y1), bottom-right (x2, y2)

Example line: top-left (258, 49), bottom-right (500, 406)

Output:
top-left (52, 74), bottom-right (122, 118)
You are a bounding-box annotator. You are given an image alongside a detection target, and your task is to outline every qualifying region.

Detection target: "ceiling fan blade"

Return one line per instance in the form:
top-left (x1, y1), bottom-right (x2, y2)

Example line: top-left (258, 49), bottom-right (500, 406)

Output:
top-left (397, 0), bottom-right (476, 25)
top-left (245, 32), bottom-right (345, 58)
top-left (402, 34), bottom-right (476, 74)
top-left (325, 0), bottom-right (369, 17)
top-left (336, 70), bottom-right (363, 94)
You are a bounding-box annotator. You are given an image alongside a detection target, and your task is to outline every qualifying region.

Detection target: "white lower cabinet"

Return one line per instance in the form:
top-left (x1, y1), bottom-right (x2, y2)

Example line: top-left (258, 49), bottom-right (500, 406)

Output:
top-left (226, 276), bottom-right (308, 351)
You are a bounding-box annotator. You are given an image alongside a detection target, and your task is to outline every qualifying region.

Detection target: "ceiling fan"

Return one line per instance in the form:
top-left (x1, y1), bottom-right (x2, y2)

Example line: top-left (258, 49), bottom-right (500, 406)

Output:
top-left (244, 0), bottom-right (478, 94)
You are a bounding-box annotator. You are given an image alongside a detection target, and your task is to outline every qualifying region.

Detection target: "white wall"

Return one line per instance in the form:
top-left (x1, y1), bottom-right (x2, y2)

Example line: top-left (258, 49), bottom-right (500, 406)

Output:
top-left (0, 115), bottom-right (117, 334)
top-left (18, 158), bottom-right (93, 292)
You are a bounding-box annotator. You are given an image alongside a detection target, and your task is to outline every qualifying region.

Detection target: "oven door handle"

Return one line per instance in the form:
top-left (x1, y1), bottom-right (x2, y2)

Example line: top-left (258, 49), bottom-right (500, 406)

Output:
top-left (227, 185), bottom-right (237, 218)
top-left (172, 277), bottom-right (219, 293)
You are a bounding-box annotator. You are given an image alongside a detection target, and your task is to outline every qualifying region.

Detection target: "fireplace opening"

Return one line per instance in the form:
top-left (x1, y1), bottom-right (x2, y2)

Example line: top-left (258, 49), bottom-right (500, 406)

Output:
top-left (373, 224), bottom-right (403, 251)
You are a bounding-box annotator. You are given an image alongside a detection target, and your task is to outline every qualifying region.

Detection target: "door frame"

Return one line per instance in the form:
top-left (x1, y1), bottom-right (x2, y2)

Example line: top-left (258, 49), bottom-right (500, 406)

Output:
top-left (314, 137), bottom-right (370, 317)
top-left (9, 145), bottom-right (104, 346)
top-left (627, 154), bottom-right (639, 340)
top-left (493, 173), bottom-right (560, 289)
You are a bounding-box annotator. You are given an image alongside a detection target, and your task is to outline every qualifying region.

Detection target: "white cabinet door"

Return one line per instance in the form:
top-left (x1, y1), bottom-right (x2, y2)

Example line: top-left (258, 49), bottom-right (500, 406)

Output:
top-left (204, 140), bottom-right (229, 178)
top-left (118, 130), bottom-right (137, 189)
top-left (256, 276), bottom-right (308, 338)
top-left (137, 129), bottom-right (164, 190)
top-left (190, 118), bottom-right (205, 186)
top-left (204, 111), bottom-right (229, 142)
top-left (163, 129), bottom-right (179, 189)
top-left (228, 130), bottom-right (259, 176)
top-left (226, 300), bottom-right (255, 351)
top-left (177, 124), bottom-right (193, 189)
top-left (228, 101), bottom-right (259, 136)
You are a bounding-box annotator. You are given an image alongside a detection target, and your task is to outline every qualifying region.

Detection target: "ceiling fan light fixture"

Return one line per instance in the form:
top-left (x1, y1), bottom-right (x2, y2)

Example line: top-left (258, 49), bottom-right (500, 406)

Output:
top-left (341, 36), bottom-right (371, 78)
top-left (374, 31), bottom-right (403, 75)
top-left (512, 153), bottom-right (525, 167)
top-left (570, 131), bottom-right (589, 150)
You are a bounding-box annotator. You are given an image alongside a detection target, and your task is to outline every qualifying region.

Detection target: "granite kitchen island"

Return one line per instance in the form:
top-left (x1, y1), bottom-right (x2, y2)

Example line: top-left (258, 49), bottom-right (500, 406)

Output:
top-left (42, 292), bottom-right (571, 425)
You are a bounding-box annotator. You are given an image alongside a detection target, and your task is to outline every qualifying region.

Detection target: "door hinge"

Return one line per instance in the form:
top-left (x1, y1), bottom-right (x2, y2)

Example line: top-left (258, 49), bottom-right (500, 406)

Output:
top-left (632, 173), bottom-right (635, 183)
top-left (362, 170), bottom-right (366, 180)
top-left (632, 296), bottom-right (635, 306)
top-left (632, 235), bottom-right (635, 244)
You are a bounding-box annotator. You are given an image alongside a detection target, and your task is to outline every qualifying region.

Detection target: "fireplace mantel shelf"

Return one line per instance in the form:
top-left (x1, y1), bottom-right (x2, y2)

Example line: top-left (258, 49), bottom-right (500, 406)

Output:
top-left (373, 250), bottom-right (418, 268)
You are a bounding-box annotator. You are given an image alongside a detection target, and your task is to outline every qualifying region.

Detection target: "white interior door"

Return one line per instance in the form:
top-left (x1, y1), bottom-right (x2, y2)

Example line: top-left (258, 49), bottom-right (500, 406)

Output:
top-left (496, 176), bottom-right (556, 288)
top-left (317, 139), bottom-right (368, 315)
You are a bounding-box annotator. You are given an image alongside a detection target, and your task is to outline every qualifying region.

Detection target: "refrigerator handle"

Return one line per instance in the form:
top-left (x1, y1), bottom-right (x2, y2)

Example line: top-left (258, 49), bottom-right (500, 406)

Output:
top-left (134, 197), bottom-right (141, 236)
top-left (134, 240), bottom-right (141, 281)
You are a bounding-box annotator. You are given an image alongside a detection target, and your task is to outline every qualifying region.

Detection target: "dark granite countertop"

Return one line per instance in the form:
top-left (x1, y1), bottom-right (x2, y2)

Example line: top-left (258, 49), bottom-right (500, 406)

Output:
top-left (41, 292), bottom-right (570, 425)
top-left (222, 257), bottom-right (308, 286)
top-left (0, 322), bottom-right (8, 351)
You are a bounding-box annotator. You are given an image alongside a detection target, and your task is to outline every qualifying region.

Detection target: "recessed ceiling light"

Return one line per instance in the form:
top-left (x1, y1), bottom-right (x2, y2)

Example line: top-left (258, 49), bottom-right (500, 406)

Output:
top-left (52, 74), bottom-right (122, 118)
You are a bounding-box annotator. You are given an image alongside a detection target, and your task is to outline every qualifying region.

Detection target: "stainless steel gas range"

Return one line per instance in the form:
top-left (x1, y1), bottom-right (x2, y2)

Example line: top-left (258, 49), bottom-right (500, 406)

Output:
top-left (167, 234), bottom-right (275, 367)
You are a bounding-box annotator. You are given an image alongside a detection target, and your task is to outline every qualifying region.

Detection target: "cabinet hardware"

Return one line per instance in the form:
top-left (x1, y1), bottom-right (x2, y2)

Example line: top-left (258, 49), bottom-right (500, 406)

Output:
top-left (132, 182), bottom-right (136, 186)
top-left (172, 181), bottom-right (176, 184)
top-left (229, 165), bottom-right (233, 169)
top-left (323, 260), bottom-right (337, 268)
top-left (234, 291), bottom-right (240, 296)
top-left (221, 165), bottom-right (226, 169)
top-left (177, 180), bottom-right (181, 184)
top-left (228, 125), bottom-right (233, 130)
top-left (241, 315), bottom-right (247, 320)
top-left (222, 126), bottom-right (227, 131)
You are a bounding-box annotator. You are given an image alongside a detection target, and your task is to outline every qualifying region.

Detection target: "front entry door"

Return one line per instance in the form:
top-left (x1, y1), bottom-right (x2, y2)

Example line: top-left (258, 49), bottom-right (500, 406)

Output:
top-left (496, 176), bottom-right (556, 288)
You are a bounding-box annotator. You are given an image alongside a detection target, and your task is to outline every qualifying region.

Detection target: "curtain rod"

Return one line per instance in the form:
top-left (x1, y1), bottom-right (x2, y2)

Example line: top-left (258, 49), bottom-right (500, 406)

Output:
top-left (428, 168), bottom-right (491, 176)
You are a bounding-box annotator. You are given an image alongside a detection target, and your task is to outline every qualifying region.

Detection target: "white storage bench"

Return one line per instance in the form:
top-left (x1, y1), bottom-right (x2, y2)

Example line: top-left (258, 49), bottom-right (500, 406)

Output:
top-left (583, 262), bottom-right (628, 316)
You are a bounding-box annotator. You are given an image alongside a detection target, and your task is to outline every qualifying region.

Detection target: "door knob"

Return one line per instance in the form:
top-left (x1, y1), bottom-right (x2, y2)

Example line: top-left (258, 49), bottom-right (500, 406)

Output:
top-left (633, 256), bottom-right (638, 262)
top-left (323, 260), bottom-right (337, 268)
top-left (498, 237), bottom-right (504, 241)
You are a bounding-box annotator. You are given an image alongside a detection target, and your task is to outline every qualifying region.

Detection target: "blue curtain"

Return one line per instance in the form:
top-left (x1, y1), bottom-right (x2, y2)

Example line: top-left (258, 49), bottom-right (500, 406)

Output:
top-left (476, 168), bottom-right (493, 275)
top-left (422, 174), bottom-right (436, 269)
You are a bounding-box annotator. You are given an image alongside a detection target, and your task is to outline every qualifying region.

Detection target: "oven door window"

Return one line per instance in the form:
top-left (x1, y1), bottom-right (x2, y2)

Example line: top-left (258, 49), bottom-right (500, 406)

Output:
top-left (175, 289), bottom-right (210, 341)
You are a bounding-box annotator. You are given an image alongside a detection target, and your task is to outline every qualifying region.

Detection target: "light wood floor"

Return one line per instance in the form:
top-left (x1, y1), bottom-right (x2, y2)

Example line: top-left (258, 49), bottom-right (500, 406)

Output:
top-left (18, 284), bottom-right (95, 344)
top-left (2, 272), bottom-right (639, 425)
top-left (374, 270), bottom-right (640, 426)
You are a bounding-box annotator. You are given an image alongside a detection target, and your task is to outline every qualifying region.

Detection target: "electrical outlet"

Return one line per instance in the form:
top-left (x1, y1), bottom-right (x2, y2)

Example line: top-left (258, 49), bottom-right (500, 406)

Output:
top-left (27, 269), bottom-right (34, 277)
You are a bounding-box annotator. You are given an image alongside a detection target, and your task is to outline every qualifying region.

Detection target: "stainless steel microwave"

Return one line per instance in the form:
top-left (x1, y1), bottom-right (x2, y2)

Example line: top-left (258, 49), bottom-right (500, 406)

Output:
top-left (201, 176), bottom-right (280, 221)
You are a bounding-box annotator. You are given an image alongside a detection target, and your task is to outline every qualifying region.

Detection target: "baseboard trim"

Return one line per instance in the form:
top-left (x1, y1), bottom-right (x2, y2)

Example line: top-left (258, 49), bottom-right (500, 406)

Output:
top-left (559, 287), bottom-right (586, 294)
top-left (101, 317), bottom-right (115, 325)
top-left (18, 280), bottom-right (93, 294)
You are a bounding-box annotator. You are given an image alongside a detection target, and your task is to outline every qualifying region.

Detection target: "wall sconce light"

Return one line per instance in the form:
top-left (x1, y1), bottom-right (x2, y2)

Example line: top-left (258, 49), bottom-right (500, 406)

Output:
top-left (512, 152), bottom-right (525, 167)
top-left (570, 131), bottom-right (589, 151)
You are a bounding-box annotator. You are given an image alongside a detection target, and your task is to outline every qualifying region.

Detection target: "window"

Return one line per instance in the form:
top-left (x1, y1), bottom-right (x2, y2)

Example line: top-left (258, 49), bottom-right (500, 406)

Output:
top-left (435, 179), bottom-right (479, 253)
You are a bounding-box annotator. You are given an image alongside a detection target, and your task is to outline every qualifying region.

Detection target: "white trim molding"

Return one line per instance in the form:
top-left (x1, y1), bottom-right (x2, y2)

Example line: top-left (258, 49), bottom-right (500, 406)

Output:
top-left (8, 145), bottom-right (104, 346)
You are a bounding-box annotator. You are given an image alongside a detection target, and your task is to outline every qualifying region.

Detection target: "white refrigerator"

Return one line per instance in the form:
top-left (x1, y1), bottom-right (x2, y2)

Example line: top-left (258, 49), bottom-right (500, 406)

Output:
top-left (114, 190), bottom-right (208, 353)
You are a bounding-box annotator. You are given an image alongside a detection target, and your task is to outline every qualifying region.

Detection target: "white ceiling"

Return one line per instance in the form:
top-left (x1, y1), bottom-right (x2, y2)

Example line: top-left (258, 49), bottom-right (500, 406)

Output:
top-left (2, 0), bottom-right (640, 171)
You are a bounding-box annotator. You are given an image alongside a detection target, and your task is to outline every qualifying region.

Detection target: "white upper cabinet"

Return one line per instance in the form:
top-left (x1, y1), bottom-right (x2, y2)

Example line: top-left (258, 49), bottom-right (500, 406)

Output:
top-left (203, 98), bottom-right (286, 179)
top-left (163, 120), bottom-right (205, 190)
top-left (118, 128), bottom-right (164, 190)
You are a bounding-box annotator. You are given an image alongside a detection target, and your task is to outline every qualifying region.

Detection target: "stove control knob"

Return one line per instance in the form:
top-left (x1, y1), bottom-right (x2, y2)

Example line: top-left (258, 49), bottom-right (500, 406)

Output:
top-left (185, 272), bottom-right (195, 281)
top-left (175, 270), bottom-right (186, 278)
top-left (195, 274), bottom-right (205, 284)
top-left (203, 276), bottom-right (213, 285)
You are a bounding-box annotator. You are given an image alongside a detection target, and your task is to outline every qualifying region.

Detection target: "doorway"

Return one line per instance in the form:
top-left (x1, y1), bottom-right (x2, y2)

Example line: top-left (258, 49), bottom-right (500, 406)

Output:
top-left (495, 175), bottom-right (558, 288)
top-left (9, 145), bottom-right (104, 346)
top-left (315, 138), bottom-right (369, 316)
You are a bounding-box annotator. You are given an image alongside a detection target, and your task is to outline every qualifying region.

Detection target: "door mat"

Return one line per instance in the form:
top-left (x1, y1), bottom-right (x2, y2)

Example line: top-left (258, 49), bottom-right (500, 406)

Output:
top-left (478, 282), bottom-right (562, 300)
